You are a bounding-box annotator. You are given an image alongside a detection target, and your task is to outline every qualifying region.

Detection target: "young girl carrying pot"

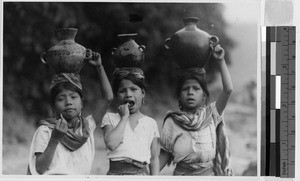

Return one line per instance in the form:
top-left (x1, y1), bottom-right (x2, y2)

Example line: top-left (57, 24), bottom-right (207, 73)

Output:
top-left (101, 67), bottom-right (160, 175)
top-left (28, 52), bottom-right (113, 175)
top-left (159, 44), bottom-right (233, 176)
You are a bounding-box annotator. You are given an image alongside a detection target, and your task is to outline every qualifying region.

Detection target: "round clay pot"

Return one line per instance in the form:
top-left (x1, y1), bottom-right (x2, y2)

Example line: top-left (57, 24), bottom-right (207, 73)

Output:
top-left (40, 28), bottom-right (92, 74)
top-left (165, 17), bottom-right (219, 69)
top-left (112, 33), bottom-right (146, 68)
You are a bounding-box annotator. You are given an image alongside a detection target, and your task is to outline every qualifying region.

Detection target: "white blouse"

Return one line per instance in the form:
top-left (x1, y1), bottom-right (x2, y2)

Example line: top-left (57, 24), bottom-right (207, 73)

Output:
top-left (101, 113), bottom-right (160, 164)
top-left (28, 115), bottom-right (96, 175)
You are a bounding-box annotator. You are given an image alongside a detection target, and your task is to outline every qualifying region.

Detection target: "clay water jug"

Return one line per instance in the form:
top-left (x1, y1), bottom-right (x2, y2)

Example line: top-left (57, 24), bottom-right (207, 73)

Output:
top-left (165, 17), bottom-right (219, 69)
top-left (111, 33), bottom-right (146, 68)
top-left (40, 28), bottom-right (92, 74)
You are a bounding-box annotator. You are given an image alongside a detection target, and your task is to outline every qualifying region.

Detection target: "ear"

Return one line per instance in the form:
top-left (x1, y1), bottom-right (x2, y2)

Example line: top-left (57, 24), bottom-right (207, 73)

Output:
top-left (141, 88), bottom-right (146, 98)
top-left (202, 94), bottom-right (207, 105)
top-left (178, 101), bottom-right (183, 109)
top-left (81, 100), bottom-right (84, 108)
top-left (52, 106), bottom-right (57, 117)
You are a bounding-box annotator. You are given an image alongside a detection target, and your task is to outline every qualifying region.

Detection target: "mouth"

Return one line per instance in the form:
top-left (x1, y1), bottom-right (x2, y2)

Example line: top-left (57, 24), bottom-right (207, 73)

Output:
top-left (187, 98), bottom-right (195, 102)
top-left (125, 100), bottom-right (135, 107)
top-left (64, 108), bottom-right (75, 113)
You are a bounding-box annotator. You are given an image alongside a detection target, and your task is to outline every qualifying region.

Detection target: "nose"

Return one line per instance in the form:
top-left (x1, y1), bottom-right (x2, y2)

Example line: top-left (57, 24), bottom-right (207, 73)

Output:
top-left (187, 88), bottom-right (194, 95)
top-left (65, 97), bottom-right (72, 106)
top-left (124, 89), bottom-right (133, 98)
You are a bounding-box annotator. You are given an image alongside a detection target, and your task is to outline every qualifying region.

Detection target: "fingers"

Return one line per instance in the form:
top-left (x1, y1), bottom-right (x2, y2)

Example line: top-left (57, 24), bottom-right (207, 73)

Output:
top-left (212, 44), bottom-right (225, 60)
top-left (118, 103), bottom-right (130, 117)
top-left (118, 103), bottom-right (129, 111)
top-left (60, 114), bottom-right (67, 125)
top-left (89, 52), bottom-right (102, 66)
top-left (56, 114), bottom-right (67, 132)
top-left (213, 44), bottom-right (223, 52)
top-left (92, 52), bottom-right (100, 59)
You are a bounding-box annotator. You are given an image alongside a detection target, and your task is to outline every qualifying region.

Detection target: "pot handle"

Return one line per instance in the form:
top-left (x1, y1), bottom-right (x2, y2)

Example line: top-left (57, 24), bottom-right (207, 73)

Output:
top-left (40, 52), bottom-right (47, 64)
top-left (85, 49), bottom-right (93, 60)
top-left (139, 45), bottom-right (146, 52)
top-left (164, 38), bottom-right (171, 50)
top-left (111, 47), bottom-right (117, 55)
top-left (209, 35), bottom-right (219, 48)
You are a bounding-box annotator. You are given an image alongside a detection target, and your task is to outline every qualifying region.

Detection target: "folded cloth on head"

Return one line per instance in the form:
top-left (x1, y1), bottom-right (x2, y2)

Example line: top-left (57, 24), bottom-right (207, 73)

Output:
top-left (113, 67), bottom-right (145, 80)
top-left (50, 73), bottom-right (82, 90)
top-left (177, 67), bottom-right (207, 80)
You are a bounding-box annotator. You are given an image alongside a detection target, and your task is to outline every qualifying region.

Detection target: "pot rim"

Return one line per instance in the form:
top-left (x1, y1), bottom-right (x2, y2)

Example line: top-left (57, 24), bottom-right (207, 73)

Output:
top-left (117, 33), bottom-right (138, 37)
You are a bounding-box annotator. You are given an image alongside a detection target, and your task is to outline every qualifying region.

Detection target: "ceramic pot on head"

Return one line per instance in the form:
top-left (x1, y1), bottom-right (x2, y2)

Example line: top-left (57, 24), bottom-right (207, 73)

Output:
top-left (40, 28), bottom-right (92, 74)
top-left (111, 33), bottom-right (146, 68)
top-left (165, 17), bottom-right (219, 69)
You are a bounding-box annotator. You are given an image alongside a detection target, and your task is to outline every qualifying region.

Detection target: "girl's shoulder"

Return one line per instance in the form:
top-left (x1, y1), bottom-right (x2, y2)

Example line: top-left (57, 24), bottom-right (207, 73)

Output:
top-left (101, 112), bottom-right (121, 128)
top-left (104, 112), bottom-right (121, 120)
top-left (36, 124), bottom-right (51, 132)
top-left (141, 115), bottom-right (158, 125)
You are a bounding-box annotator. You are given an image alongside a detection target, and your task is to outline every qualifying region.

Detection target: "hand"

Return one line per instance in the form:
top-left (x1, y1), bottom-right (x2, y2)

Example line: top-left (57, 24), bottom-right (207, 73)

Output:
top-left (118, 103), bottom-right (130, 118)
top-left (212, 44), bottom-right (225, 61)
top-left (88, 52), bottom-right (102, 67)
top-left (51, 114), bottom-right (68, 141)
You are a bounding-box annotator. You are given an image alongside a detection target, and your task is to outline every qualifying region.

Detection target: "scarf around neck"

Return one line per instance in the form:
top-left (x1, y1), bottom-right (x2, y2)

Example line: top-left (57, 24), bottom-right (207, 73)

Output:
top-left (162, 105), bottom-right (233, 175)
top-left (38, 116), bottom-right (90, 151)
top-left (163, 106), bottom-right (212, 132)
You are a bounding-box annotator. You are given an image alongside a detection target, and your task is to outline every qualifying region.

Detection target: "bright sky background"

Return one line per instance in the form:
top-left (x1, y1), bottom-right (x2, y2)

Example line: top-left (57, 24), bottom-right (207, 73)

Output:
top-left (223, 1), bottom-right (261, 24)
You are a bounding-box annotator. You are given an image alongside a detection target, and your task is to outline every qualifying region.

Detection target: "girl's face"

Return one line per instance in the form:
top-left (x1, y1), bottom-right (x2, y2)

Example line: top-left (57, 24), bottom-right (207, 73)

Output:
top-left (179, 79), bottom-right (205, 112)
top-left (117, 79), bottom-right (145, 114)
top-left (54, 89), bottom-right (83, 121)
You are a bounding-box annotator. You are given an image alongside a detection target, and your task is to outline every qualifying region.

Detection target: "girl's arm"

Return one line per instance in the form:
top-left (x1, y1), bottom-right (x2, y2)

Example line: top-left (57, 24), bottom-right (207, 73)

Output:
top-left (88, 52), bottom-right (114, 126)
top-left (102, 104), bottom-right (129, 151)
top-left (213, 45), bottom-right (233, 115)
top-left (159, 148), bottom-right (171, 171)
top-left (35, 117), bottom-right (67, 174)
top-left (149, 138), bottom-right (159, 175)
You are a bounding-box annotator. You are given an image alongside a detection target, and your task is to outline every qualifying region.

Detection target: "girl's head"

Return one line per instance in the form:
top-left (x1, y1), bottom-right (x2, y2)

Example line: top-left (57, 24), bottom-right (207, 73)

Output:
top-left (112, 68), bottom-right (146, 114)
top-left (50, 73), bottom-right (83, 120)
top-left (175, 68), bottom-right (209, 112)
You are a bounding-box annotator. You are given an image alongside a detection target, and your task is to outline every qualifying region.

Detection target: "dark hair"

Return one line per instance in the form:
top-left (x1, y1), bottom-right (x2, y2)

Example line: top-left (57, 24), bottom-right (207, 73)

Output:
top-left (175, 71), bottom-right (210, 105)
top-left (112, 74), bottom-right (146, 95)
top-left (50, 82), bottom-right (83, 107)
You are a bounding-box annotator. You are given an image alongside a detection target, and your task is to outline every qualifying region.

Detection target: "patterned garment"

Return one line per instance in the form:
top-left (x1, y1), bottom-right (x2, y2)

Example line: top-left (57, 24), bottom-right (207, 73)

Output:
top-left (50, 73), bottom-right (82, 90)
top-left (160, 102), bottom-right (233, 176)
top-left (28, 115), bottom-right (96, 175)
top-left (113, 67), bottom-right (145, 80)
top-left (38, 116), bottom-right (90, 151)
top-left (107, 160), bottom-right (149, 175)
top-left (164, 107), bottom-right (212, 132)
top-left (174, 162), bottom-right (214, 176)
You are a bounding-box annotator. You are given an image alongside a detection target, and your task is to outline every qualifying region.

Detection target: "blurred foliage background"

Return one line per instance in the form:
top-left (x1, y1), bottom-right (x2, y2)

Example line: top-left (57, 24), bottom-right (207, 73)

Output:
top-left (2, 2), bottom-right (257, 176)
top-left (3, 2), bottom-right (234, 120)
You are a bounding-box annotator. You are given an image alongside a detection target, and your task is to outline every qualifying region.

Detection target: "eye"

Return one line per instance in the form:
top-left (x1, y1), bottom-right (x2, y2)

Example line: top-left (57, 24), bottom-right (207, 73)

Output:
top-left (193, 86), bottom-right (201, 90)
top-left (56, 97), bottom-right (64, 102)
top-left (71, 95), bottom-right (78, 99)
top-left (182, 86), bottom-right (189, 91)
top-left (131, 87), bottom-right (138, 91)
top-left (118, 89), bottom-right (126, 94)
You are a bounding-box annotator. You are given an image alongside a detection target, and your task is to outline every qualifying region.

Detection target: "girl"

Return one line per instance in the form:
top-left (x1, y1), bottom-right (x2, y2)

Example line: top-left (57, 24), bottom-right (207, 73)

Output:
top-left (159, 44), bottom-right (233, 176)
top-left (28, 52), bottom-right (113, 175)
top-left (101, 67), bottom-right (160, 175)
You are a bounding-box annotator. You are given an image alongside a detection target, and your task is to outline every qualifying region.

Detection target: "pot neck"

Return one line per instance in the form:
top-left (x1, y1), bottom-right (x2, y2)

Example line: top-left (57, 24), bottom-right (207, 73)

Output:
top-left (118, 33), bottom-right (137, 42)
top-left (183, 17), bottom-right (199, 26)
top-left (118, 33), bottom-right (138, 43)
top-left (55, 28), bottom-right (77, 41)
